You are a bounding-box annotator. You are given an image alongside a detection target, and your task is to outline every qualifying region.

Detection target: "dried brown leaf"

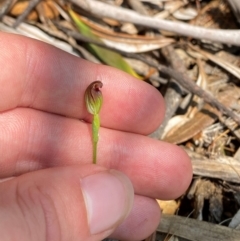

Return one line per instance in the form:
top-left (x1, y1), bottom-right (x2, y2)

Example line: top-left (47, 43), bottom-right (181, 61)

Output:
top-left (78, 15), bottom-right (175, 53)
top-left (163, 88), bottom-right (239, 144)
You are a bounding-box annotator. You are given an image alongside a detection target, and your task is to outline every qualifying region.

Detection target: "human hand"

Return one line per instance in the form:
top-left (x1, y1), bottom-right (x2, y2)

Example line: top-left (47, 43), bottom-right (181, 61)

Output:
top-left (0, 32), bottom-right (192, 241)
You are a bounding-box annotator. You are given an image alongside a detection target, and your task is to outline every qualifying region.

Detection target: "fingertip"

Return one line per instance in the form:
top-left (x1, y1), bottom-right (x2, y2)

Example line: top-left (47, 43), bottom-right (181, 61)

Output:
top-left (157, 143), bottom-right (193, 199)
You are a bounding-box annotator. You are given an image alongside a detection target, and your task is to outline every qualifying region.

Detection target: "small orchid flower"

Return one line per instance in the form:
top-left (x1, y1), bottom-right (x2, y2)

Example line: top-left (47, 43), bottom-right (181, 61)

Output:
top-left (84, 81), bottom-right (103, 164)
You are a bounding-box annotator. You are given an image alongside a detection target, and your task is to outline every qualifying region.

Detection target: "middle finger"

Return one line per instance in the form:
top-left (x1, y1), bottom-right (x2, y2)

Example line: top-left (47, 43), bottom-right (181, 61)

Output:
top-left (0, 108), bottom-right (192, 199)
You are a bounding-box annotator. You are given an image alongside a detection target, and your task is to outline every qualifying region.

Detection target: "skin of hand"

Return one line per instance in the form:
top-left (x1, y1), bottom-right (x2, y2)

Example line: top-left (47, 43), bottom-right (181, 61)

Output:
top-left (0, 32), bottom-right (192, 241)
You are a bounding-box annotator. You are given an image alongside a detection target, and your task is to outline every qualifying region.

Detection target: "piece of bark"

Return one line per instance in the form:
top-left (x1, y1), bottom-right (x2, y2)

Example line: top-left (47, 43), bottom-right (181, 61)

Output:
top-left (184, 148), bottom-right (240, 184)
top-left (157, 214), bottom-right (240, 241)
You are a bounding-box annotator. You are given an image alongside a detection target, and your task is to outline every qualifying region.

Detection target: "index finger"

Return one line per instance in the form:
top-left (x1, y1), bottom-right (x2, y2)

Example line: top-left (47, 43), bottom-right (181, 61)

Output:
top-left (0, 32), bottom-right (165, 134)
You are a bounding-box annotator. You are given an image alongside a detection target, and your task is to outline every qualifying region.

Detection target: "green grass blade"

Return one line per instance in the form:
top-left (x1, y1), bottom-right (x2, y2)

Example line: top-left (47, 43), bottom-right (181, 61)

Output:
top-left (69, 10), bottom-right (141, 79)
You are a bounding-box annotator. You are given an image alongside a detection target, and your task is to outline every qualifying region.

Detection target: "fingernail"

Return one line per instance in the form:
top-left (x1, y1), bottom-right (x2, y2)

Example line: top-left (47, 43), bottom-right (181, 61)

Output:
top-left (81, 170), bottom-right (134, 235)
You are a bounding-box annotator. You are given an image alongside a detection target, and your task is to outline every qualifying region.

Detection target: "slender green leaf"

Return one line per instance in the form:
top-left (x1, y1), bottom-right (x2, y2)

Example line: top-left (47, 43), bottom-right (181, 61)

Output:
top-left (69, 10), bottom-right (141, 79)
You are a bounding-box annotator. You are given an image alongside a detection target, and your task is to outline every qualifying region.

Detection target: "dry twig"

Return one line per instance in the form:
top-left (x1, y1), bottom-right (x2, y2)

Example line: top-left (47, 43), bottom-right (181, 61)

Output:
top-left (135, 55), bottom-right (240, 127)
top-left (13, 0), bottom-right (42, 28)
top-left (69, 0), bottom-right (240, 46)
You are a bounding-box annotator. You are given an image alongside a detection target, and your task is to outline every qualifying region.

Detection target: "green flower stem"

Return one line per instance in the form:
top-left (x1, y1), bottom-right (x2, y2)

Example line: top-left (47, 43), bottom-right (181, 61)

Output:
top-left (92, 113), bottom-right (100, 164)
top-left (84, 81), bottom-right (103, 164)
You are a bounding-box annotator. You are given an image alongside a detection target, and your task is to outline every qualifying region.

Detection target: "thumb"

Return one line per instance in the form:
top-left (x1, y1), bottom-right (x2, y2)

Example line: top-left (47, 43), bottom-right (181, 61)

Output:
top-left (0, 165), bottom-right (134, 241)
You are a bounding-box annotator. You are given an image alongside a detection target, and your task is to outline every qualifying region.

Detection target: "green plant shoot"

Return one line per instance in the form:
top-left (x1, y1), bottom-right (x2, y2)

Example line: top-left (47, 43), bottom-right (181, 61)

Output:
top-left (84, 81), bottom-right (103, 164)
